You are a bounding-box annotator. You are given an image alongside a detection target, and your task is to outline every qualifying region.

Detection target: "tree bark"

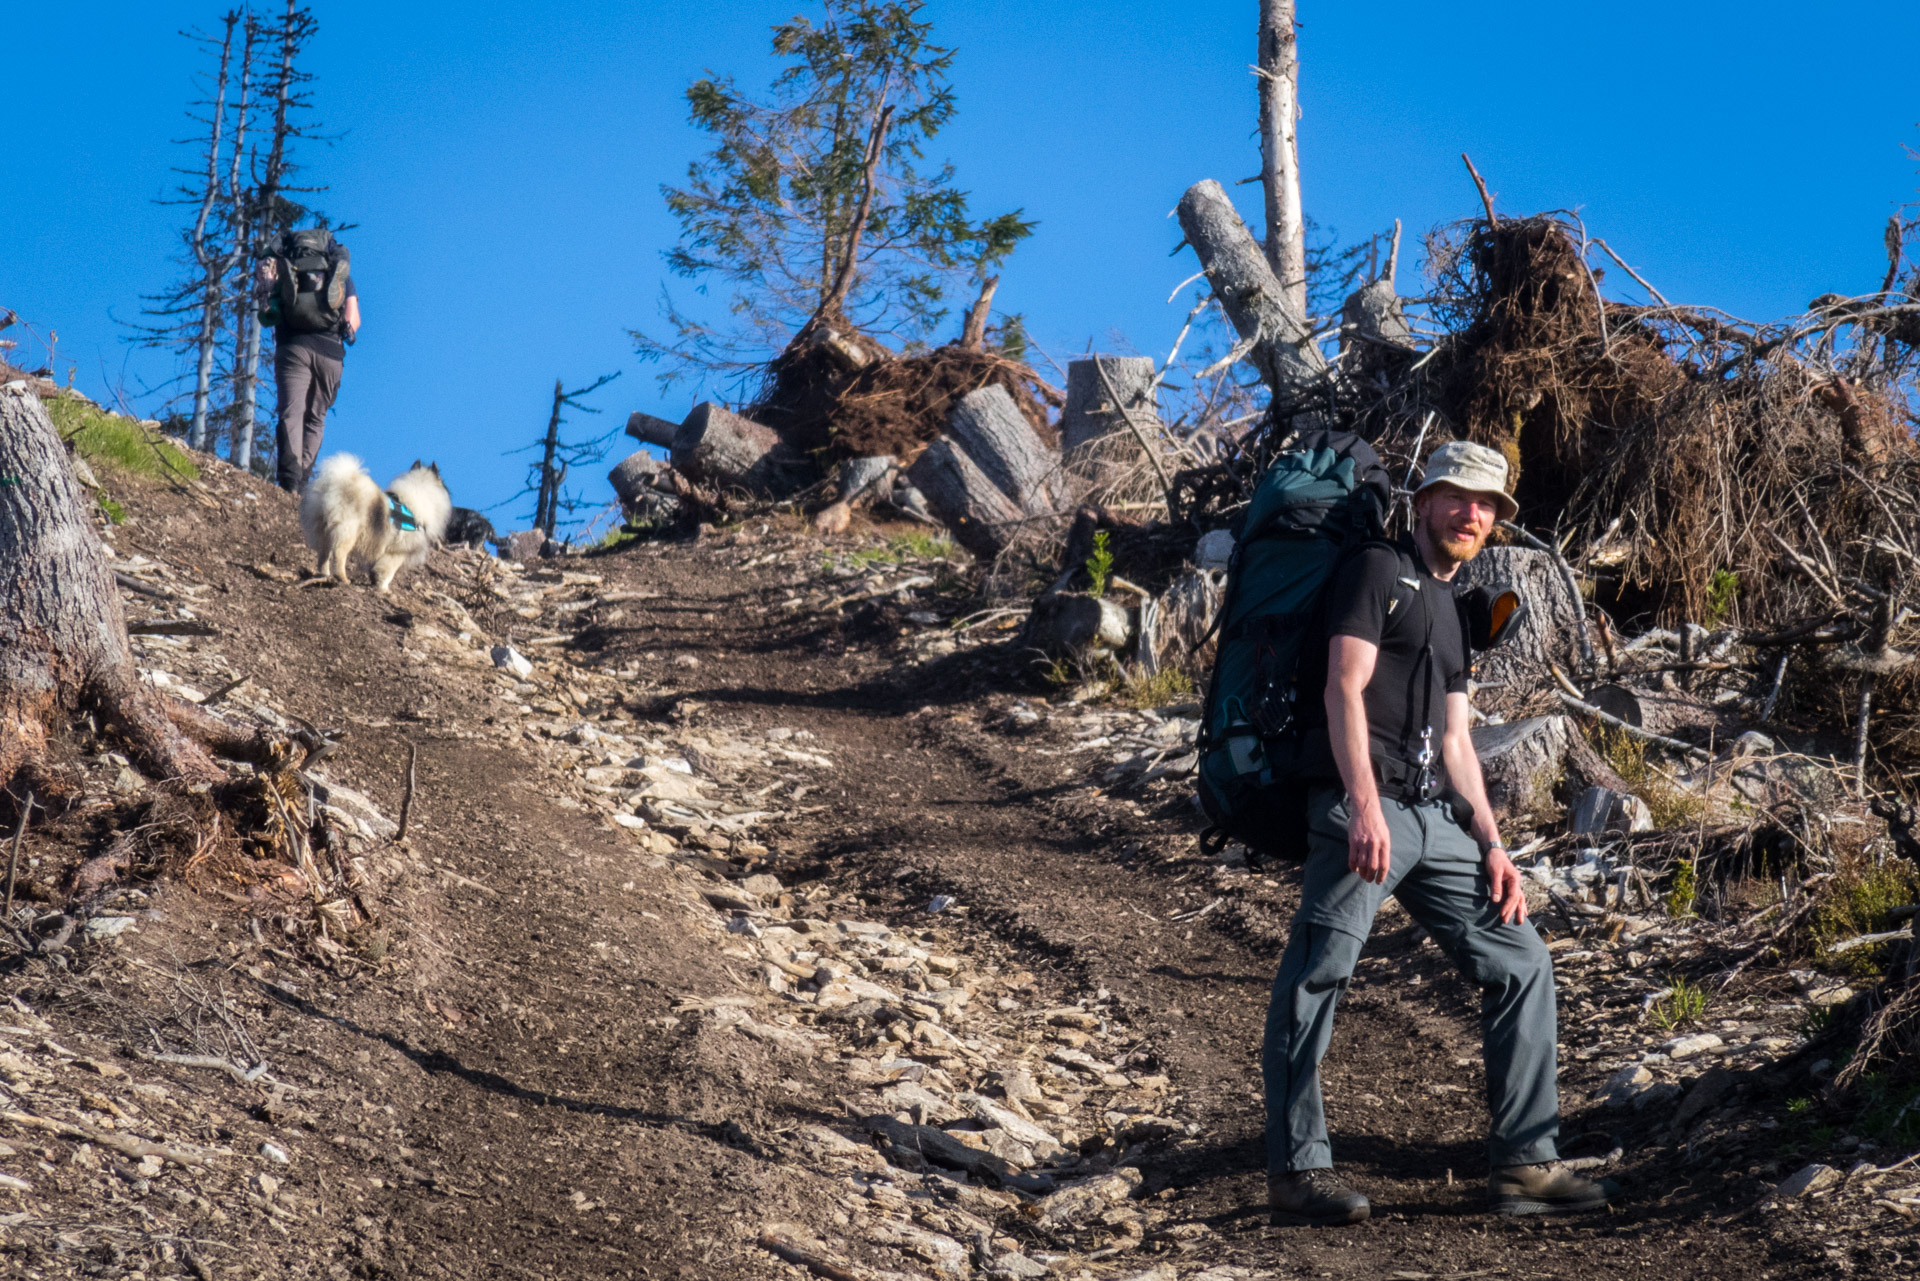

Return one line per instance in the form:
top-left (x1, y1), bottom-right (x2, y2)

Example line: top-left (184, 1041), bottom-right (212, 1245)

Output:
top-left (607, 450), bottom-right (666, 508)
top-left (837, 456), bottom-right (895, 502)
top-left (1026, 592), bottom-right (1133, 658)
top-left (1470, 714), bottom-right (1572, 819)
top-left (0, 386), bottom-right (279, 792)
top-left (945, 385), bottom-right (1060, 516)
top-left (1175, 179), bottom-right (1326, 412)
top-left (672, 403), bottom-right (811, 496)
top-left (905, 437), bottom-right (1026, 557)
top-left (810, 103), bottom-right (895, 334)
top-left (1256, 0), bottom-right (1306, 317)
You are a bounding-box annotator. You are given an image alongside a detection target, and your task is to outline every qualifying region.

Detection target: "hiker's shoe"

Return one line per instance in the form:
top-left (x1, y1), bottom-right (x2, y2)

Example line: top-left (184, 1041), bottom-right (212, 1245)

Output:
top-left (1489, 1161), bottom-right (1616, 1216)
top-left (1268, 1168), bottom-right (1370, 1226)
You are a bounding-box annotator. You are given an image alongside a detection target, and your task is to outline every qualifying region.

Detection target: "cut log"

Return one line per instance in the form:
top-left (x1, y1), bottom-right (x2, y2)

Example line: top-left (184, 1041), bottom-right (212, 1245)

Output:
top-left (671, 403), bottom-right (811, 495)
top-left (607, 450), bottom-right (666, 508)
top-left (945, 385), bottom-right (1061, 515)
top-left (1026, 592), bottom-right (1132, 659)
top-left (1339, 279), bottom-right (1415, 383)
top-left (1471, 714), bottom-right (1573, 819)
top-left (625, 411), bottom-right (679, 450)
top-left (1175, 179), bottom-right (1327, 416)
top-left (905, 437), bottom-right (1025, 556)
top-left (1457, 546), bottom-right (1583, 714)
top-left (1060, 356), bottom-right (1158, 460)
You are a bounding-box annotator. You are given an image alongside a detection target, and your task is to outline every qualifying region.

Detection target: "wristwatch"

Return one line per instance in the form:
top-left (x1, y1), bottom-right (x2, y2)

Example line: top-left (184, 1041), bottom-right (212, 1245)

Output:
top-left (1480, 840), bottom-right (1507, 859)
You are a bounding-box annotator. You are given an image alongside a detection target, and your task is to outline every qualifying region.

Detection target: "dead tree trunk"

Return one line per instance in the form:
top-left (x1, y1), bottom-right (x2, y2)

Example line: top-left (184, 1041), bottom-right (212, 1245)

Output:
top-left (1060, 356), bottom-right (1159, 484)
top-left (958, 275), bottom-right (1000, 349)
top-left (672, 403), bottom-right (810, 495)
top-left (0, 386), bottom-right (279, 792)
top-left (1256, 0), bottom-right (1306, 317)
top-left (1176, 179), bottom-right (1326, 415)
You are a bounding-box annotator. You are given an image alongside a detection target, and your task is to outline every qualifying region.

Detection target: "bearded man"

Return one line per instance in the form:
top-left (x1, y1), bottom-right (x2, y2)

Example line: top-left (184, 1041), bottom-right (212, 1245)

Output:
top-left (1263, 441), bottom-right (1616, 1225)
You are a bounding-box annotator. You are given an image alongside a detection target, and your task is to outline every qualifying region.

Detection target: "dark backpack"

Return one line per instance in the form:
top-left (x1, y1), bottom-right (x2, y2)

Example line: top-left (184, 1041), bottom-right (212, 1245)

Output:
top-left (272, 229), bottom-right (350, 335)
top-left (1195, 431), bottom-right (1392, 861)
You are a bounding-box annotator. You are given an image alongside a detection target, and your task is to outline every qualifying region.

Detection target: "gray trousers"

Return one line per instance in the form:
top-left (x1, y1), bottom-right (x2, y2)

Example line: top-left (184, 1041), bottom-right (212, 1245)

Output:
top-left (1263, 785), bottom-right (1561, 1173)
top-left (274, 342), bottom-right (342, 492)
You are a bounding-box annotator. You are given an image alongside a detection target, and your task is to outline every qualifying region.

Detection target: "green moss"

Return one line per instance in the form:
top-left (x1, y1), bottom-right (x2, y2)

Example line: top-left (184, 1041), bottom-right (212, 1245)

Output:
top-left (97, 494), bottom-right (127, 525)
top-left (45, 397), bottom-right (200, 483)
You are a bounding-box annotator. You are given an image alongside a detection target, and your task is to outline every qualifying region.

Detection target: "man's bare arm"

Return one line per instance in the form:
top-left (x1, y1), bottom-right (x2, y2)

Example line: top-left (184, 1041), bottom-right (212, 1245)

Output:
top-left (1327, 636), bottom-right (1391, 884)
top-left (1442, 689), bottom-right (1527, 923)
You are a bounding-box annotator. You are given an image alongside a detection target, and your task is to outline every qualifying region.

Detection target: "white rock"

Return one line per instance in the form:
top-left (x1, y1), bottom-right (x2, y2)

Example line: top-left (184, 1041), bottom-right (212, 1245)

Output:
top-left (260, 1141), bottom-right (291, 1165)
top-left (83, 916), bottom-right (138, 941)
top-left (491, 645), bottom-right (534, 678)
top-left (1662, 1032), bottom-right (1723, 1060)
top-left (962, 1093), bottom-right (1063, 1157)
top-left (1194, 529), bottom-right (1235, 572)
top-left (1774, 1162), bottom-right (1839, 1198)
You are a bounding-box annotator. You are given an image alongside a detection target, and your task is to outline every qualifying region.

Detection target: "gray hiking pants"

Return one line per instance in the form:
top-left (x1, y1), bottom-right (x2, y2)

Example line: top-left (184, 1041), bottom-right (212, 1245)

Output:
top-left (274, 341), bottom-right (341, 493)
top-left (1263, 785), bottom-right (1561, 1173)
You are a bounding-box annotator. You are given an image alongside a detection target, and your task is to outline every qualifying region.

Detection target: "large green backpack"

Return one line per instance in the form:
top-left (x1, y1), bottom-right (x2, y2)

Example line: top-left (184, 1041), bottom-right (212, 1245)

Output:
top-left (271, 229), bottom-right (351, 335)
top-left (1196, 431), bottom-right (1392, 860)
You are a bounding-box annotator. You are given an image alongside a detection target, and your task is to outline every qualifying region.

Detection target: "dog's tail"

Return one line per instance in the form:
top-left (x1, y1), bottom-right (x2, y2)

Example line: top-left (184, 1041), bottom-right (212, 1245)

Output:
top-left (300, 453), bottom-right (384, 552)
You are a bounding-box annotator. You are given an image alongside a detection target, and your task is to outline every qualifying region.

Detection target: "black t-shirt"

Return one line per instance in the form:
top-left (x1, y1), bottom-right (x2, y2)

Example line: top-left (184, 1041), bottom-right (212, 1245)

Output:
top-left (276, 275), bottom-right (358, 362)
top-left (1321, 540), bottom-right (1469, 772)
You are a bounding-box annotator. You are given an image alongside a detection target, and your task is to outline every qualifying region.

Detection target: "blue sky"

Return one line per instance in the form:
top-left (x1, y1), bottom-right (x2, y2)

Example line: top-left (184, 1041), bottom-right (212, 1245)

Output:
top-left (4, 1), bottom-right (1916, 532)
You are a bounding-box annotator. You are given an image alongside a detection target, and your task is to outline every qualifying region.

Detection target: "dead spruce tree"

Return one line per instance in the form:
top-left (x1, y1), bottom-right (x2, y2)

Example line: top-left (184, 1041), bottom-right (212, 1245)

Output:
top-left (0, 385), bottom-right (283, 794)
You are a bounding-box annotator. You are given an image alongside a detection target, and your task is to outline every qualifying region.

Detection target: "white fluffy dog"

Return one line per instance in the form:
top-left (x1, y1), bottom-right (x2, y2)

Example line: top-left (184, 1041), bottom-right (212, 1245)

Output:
top-left (300, 454), bottom-right (451, 592)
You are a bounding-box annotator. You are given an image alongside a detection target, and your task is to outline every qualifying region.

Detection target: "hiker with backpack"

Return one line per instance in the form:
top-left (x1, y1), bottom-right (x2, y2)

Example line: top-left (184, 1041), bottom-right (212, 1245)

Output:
top-left (1195, 436), bottom-right (1614, 1225)
top-left (257, 228), bottom-right (358, 492)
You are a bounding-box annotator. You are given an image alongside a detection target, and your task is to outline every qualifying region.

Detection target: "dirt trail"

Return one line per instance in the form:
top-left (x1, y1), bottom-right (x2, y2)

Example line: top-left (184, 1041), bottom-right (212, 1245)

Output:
top-left (0, 462), bottom-right (1861, 1280)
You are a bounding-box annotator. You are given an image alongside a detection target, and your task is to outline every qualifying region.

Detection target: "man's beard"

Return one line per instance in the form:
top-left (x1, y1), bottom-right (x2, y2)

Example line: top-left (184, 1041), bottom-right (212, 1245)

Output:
top-left (1422, 508), bottom-right (1488, 568)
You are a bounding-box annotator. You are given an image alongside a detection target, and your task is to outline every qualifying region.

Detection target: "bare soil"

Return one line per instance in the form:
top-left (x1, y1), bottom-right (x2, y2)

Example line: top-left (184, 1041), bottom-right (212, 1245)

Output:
top-left (0, 454), bottom-right (1900, 1280)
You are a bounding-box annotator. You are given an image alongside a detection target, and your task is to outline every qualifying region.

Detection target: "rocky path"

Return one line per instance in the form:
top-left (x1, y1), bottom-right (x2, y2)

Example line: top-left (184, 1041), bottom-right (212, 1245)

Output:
top-left (0, 462), bottom-right (1898, 1279)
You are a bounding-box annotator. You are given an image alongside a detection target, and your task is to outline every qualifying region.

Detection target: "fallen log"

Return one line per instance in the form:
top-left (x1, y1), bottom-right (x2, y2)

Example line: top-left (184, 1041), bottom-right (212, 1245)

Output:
top-left (905, 438), bottom-right (1025, 556)
top-left (625, 411), bottom-right (679, 450)
top-left (945, 384), bottom-right (1060, 514)
top-left (671, 402), bottom-right (810, 495)
top-left (1175, 178), bottom-right (1327, 416)
top-left (1026, 591), bottom-right (1131, 658)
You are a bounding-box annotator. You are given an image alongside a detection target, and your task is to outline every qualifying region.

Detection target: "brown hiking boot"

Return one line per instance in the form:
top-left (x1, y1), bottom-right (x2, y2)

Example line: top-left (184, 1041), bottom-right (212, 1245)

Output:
top-left (1268, 1168), bottom-right (1371, 1226)
top-left (1489, 1161), bottom-right (1616, 1216)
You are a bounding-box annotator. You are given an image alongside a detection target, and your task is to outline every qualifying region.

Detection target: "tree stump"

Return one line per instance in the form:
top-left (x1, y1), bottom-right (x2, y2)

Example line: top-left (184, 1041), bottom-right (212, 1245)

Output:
top-left (608, 450), bottom-right (667, 508)
top-left (1470, 714), bottom-right (1572, 820)
top-left (671, 403), bottom-right (811, 495)
top-left (1457, 546), bottom-right (1583, 715)
top-left (1339, 279), bottom-right (1415, 383)
top-left (0, 385), bottom-right (280, 792)
top-left (1026, 592), bottom-right (1132, 658)
top-left (838, 456), bottom-right (896, 503)
top-left (1060, 356), bottom-right (1159, 472)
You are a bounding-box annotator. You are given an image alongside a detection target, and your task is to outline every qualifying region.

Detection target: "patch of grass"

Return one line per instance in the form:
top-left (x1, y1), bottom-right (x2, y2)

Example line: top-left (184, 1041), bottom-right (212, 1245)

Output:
top-left (1085, 530), bottom-right (1113, 598)
top-left (1667, 857), bottom-right (1697, 919)
top-left (1650, 974), bottom-right (1709, 1030)
top-left (45, 396), bottom-right (200, 482)
top-left (1119, 665), bottom-right (1196, 710)
top-left (97, 494), bottom-right (127, 524)
top-left (1810, 858), bottom-right (1920, 977)
top-left (1595, 727), bottom-right (1703, 829)
top-left (1704, 568), bottom-right (1740, 627)
top-left (834, 530), bottom-right (957, 572)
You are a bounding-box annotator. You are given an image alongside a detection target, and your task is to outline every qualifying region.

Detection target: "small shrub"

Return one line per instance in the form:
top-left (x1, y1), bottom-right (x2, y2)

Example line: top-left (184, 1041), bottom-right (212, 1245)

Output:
top-left (98, 494), bottom-right (127, 525)
top-left (890, 530), bottom-right (954, 561)
top-left (46, 397), bottom-right (200, 482)
top-left (1810, 858), bottom-right (1920, 976)
top-left (1667, 857), bottom-right (1697, 919)
top-left (1595, 727), bottom-right (1702, 829)
top-left (1085, 530), bottom-right (1113, 598)
top-left (1119, 665), bottom-right (1196, 710)
top-left (1704, 568), bottom-right (1740, 627)
top-left (1650, 974), bottom-right (1708, 1030)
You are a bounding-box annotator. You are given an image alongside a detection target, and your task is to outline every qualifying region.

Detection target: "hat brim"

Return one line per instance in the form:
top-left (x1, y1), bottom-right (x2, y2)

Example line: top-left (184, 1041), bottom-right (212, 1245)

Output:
top-left (1414, 477), bottom-right (1518, 524)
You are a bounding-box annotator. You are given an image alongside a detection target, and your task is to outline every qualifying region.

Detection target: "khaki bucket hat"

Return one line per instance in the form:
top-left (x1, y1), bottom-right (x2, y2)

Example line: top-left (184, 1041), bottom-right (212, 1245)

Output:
top-left (1414, 440), bottom-right (1518, 523)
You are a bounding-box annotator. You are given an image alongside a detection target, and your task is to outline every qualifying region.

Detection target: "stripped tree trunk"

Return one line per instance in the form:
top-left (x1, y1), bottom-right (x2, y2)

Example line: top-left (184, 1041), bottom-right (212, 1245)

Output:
top-left (958, 275), bottom-right (1000, 349)
top-left (0, 387), bottom-right (280, 793)
top-left (1257, 0), bottom-right (1306, 317)
top-left (1176, 179), bottom-right (1326, 415)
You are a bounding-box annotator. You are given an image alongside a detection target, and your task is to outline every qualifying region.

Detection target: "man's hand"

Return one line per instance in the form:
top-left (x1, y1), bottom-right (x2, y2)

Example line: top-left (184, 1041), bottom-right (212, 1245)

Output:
top-left (1347, 796), bottom-right (1393, 884)
top-left (1487, 848), bottom-right (1528, 924)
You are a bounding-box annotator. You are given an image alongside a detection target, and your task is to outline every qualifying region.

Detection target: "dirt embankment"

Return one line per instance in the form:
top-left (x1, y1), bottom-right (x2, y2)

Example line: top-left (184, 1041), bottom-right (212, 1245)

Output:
top-left (0, 449), bottom-right (1905, 1280)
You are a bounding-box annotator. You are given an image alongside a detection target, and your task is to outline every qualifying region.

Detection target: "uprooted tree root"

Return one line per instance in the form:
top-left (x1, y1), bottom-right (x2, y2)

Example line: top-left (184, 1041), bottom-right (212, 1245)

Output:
top-left (751, 335), bottom-right (1058, 464)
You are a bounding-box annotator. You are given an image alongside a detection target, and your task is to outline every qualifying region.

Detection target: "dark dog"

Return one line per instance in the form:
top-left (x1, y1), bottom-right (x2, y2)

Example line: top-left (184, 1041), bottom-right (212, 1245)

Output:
top-left (445, 506), bottom-right (497, 551)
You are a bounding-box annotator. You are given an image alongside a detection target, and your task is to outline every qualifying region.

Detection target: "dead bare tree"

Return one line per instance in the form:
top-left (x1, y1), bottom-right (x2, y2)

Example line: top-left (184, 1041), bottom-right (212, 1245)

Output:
top-left (0, 387), bottom-right (284, 794)
top-left (1256, 0), bottom-right (1306, 317)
